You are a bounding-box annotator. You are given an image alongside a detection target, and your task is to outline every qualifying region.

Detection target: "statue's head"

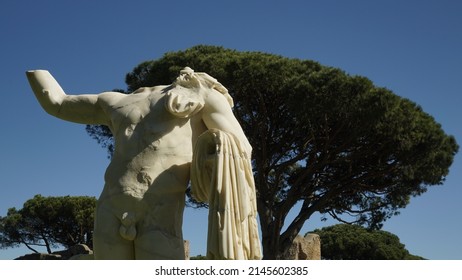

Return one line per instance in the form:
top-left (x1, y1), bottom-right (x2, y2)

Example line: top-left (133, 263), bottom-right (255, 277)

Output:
top-left (166, 67), bottom-right (234, 118)
top-left (173, 67), bottom-right (234, 107)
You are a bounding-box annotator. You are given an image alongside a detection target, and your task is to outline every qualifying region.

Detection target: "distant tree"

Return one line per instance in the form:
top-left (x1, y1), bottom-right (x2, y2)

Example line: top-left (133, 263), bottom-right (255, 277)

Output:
top-left (87, 45), bottom-right (458, 259)
top-left (0, 195), bottom-right (96, 254)
top-left (313, 224), bottom-right (425, 259)
top-left (190, 254), bottom-right (207, 260)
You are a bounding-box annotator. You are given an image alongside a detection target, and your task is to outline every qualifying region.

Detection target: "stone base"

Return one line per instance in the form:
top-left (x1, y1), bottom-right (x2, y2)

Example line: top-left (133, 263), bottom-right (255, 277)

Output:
top-left (15, 241), bottom-right (191, 260)
top-left (282, 233), bottom-right (321, 260)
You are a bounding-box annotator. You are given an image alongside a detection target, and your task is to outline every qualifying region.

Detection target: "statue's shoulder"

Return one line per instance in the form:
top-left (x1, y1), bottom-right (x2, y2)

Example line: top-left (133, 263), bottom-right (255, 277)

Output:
top-left (133, 85), bottom-right (169, 94)
top-left (96, 91), bottom-right (131, 109)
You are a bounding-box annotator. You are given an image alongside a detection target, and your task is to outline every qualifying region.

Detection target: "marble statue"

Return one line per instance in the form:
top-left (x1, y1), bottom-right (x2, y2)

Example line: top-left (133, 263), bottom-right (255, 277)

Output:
top-left (26, 67), bottom-right (262, 260)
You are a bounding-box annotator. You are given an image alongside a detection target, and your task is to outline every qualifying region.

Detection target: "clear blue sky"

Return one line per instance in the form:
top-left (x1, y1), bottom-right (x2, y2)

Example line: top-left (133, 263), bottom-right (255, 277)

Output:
top-left (0, 0), bottom-right (461, 259)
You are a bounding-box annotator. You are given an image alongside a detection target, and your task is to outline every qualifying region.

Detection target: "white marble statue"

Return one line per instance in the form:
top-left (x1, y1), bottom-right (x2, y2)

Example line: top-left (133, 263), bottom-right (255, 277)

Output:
top-left (26, 67), bottom-right (262, 260)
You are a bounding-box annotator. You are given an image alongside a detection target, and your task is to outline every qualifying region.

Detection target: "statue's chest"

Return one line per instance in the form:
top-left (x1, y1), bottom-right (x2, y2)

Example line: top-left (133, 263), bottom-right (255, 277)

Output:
top-left (110, 94), bottom-right (157, 128)
top-left (109, 93), bottom-right (190, 142)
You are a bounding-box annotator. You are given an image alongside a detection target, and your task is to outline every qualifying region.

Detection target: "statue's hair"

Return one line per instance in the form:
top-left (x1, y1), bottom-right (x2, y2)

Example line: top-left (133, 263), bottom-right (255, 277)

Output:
top-left (177, 67), bottom-right (234, 107)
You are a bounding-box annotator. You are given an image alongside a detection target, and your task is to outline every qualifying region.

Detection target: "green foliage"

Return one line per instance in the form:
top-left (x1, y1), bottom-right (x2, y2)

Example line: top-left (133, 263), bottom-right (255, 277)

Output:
top-left (0, 195), bottom-right (96, 254)
top-left (313, 224), bottom-right (425, 259)
top-left (86, 124), bottom-right (114, 158)
top-left (88, 45), bottom-right (458, 259)
top-left (190, 254), bottom-right (207, 260)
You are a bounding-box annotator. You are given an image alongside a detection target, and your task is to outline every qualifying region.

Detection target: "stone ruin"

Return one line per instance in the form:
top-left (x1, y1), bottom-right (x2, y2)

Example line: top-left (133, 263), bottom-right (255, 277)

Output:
top-left (282, 233), bottom-right (321, 260)
top-left (14, 236), bottom-right (319, 260)
top-left (15, 241), bottom-right (190, 260)
top-left (15, 244), bottom-right (93, 260)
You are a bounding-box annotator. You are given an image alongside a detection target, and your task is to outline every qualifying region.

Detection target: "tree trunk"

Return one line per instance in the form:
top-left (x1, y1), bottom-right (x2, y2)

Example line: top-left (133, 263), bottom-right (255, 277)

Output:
top-left (259, 207), bottom-right (307, 259)
top-left (261, 237), bottom-right (278, 259)
top-left (41, 234), bottom-right (52, 254)
top-left (260, 218), bottom-right (286, 259)
top-left (261, 234), bottom-right (294, 259)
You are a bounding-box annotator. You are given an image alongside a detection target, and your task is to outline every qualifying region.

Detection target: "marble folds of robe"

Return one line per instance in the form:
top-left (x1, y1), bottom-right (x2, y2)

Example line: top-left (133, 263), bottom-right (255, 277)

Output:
top-left (191, 129), bottom-right (262, 260)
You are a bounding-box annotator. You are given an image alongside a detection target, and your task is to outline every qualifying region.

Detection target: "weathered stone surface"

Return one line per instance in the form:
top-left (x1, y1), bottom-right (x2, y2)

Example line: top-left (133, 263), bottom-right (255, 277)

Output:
top-left (15, 253), bottom-right (62, 260)
top-left (69, 253), bottom-right (95, 260)
top-left (53, 244), bottom-right (93, 259)
top-left (184, 240), bottom-right (190, 260)
top-left (15, 241), bottom-right (192, 260)
top-left (15, 244), bottom-right (93, 260)
top-left (282, 233), bottom-right (321, 260)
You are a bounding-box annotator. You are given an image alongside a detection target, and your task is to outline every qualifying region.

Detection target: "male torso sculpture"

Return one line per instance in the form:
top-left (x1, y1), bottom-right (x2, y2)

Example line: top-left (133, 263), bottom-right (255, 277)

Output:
top-left (27, 68), bottom-right (260, 259)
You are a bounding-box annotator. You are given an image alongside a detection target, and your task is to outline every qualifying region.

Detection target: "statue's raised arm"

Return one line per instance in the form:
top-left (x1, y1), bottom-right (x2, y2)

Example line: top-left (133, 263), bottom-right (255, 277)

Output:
top-left (26, 70), bottom-right (110, 125)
